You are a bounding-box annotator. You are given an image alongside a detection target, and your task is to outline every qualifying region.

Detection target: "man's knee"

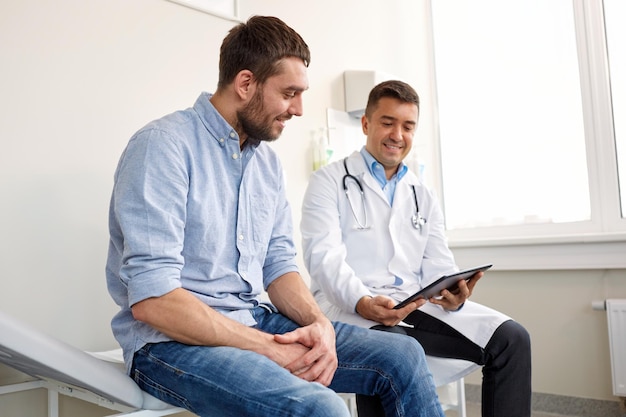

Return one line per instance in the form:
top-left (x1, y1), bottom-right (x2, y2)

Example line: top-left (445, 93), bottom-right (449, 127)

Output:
top-left (370, 330), bottom-right (428, 375)
top-left (301, 389), bottom-right (351, 417)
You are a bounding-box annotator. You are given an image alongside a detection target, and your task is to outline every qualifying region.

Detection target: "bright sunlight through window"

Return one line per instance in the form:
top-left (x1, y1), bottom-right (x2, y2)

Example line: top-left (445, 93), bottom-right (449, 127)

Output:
top-left (431, 0), bottom-right (590, 231)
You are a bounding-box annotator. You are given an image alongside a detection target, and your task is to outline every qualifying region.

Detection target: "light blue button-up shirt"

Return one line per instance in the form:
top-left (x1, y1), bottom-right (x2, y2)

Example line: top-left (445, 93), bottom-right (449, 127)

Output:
top-left (360, 147), bottom-right (408, 205)
top-left (106, 92), bottom-right (298, 370)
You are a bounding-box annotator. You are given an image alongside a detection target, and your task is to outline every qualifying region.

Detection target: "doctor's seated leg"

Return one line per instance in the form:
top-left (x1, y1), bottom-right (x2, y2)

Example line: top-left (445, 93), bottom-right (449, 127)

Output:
top-left (479, 320), bottom-right (532, 417)
top-left (358, 315), bottom-right (532, 417)
top-left (403, 311), bottom-right (532, 417)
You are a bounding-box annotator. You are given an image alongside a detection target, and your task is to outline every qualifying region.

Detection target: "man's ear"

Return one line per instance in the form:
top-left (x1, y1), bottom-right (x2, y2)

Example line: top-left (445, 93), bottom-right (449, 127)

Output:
top-left (234, 69), bottom-right (255, 100)
top-left (361, 114), bottom-right (369, 135)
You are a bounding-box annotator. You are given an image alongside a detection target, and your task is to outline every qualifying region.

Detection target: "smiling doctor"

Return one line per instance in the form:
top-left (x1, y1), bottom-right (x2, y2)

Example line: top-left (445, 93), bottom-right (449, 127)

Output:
top-left (301, 80), bottom-right (531, 417)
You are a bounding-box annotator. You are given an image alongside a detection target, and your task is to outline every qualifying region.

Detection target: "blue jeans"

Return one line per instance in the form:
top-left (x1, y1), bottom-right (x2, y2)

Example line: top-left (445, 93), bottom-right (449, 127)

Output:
top-left (131, 306), bottom-right (444, 417)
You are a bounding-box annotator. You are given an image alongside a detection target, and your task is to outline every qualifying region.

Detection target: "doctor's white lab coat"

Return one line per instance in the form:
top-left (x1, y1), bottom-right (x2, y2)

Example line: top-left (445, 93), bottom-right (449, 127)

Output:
top-left (301, 150), bottom-right (509, 351)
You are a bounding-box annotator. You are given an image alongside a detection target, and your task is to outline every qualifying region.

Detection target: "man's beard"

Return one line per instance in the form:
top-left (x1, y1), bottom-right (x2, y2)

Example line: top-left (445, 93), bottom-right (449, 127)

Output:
top-left (237, 89), bottom-right (285, 145)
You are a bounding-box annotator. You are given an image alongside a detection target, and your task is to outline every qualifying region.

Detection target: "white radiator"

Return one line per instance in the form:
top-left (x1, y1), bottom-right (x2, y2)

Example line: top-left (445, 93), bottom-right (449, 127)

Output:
top-left (606, 299), bottom-right (626, 396)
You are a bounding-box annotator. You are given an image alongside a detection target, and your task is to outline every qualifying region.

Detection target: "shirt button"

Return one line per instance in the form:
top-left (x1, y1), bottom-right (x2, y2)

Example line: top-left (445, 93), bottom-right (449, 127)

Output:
top-left (219, 138), bottom-right (225, 143)
top-left (230, 132), bottom-right (236, 138)
top-left (232, 153), bottom-right (239, 160)
top-left (238, 234), bottom-right (244, 241)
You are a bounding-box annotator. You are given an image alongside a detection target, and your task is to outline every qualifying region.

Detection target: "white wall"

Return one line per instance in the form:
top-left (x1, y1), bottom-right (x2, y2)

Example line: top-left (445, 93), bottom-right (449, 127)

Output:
top-left (1, 1), bottom-right (625, 415)
top-left (0, 0), bottom-right (234, 350)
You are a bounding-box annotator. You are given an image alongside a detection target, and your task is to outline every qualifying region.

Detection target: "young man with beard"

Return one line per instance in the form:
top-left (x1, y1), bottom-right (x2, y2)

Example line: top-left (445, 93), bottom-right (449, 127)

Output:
top-left (106, 15), bottom-right (445, 417)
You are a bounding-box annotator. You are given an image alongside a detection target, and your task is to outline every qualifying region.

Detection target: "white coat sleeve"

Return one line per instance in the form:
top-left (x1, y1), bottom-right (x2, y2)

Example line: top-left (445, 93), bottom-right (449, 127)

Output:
top-left (418, 187), bottom-right (459, 286)
top-left (300, 165), bottom-right (371, 314)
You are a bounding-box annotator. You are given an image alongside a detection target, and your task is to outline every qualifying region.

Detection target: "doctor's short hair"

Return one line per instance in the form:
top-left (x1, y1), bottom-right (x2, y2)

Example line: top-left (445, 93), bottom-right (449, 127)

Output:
top-left (364, 80), bottom-right (420, 118)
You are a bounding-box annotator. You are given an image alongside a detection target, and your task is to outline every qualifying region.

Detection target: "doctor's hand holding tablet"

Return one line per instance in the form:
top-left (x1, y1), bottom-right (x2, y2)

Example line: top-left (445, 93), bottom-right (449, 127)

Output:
top-left (356, 264), bottom-right (492, 326)
top-left (413, 264), bottom-right (491, 312)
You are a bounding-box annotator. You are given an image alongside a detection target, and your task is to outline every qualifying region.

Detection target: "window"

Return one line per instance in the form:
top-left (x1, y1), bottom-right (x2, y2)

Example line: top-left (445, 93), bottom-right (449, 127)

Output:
top-left (604, 0), bottom-right (626, 216)
top-left (428, 0), bottom-right (626, 269)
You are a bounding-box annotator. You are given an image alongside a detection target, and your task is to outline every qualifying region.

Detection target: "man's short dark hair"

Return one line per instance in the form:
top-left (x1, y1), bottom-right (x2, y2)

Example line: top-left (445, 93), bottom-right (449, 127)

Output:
top-left (218, 15), bottom-right (311, 88)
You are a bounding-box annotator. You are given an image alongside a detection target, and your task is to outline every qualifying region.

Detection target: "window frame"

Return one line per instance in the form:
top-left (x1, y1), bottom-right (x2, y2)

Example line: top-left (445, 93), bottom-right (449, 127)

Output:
top-left (426, 0), bottom-right (626, 270)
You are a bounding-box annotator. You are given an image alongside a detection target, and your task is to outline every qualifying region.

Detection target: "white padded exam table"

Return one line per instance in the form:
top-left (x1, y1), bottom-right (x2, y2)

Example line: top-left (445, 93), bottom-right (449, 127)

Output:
top-left (0, 310), bottom-right (186, 416)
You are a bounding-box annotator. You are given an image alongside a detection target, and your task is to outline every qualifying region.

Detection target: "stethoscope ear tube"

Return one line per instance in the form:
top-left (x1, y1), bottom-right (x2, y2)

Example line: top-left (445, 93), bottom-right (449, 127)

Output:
top-left (343, 158), bottom-right (369, 229)
top-left (410, 185), bottom-right (427, 230)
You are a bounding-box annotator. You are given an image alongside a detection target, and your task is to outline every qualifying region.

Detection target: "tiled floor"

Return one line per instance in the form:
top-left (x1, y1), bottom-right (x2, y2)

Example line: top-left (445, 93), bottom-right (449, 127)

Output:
top-left (446, 402), bottom-right (572, 417)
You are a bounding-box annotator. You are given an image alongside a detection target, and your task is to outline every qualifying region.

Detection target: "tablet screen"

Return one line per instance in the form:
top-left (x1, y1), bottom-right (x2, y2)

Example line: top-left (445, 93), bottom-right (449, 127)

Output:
top-left (393, 264), bottom-right (493, 309)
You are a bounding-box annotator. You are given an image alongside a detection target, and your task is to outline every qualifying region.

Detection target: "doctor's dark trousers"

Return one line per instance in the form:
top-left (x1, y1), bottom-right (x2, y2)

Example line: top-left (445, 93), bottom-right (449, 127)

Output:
top-left (357, 311), bottom-right (532, 417)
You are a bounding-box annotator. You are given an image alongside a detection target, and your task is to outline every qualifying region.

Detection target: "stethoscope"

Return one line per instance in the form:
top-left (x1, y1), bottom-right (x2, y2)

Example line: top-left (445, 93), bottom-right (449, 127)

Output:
top-left (342, 157), bottom-right (427, 231)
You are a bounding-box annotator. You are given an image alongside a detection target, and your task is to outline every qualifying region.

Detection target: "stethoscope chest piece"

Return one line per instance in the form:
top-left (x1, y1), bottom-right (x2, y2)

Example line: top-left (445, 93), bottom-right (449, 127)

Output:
top-left (412, 212), bottom-right (427, 230)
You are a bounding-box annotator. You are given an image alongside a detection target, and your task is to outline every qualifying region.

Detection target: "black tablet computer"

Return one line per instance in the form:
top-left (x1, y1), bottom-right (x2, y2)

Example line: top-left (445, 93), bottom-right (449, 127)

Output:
top-left (393, 264), bottom-right (493, 309)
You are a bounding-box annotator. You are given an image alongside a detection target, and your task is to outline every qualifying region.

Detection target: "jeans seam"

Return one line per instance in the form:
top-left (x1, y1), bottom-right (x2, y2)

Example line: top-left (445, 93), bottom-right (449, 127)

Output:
top-left (134, 368), bottom-right (194, 411)
top-left (337, 363), bottom-right (404, 417)
top-left (136, 346), bottom-right (197, 412)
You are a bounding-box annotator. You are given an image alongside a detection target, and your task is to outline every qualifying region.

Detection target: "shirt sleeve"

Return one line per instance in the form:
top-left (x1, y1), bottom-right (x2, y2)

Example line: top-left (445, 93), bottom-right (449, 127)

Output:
top-left (261, 160), bottom-right (299, 288)
top-left (418, 188), bottom-right (458, 286)
top-left (301, 165), bottom-right (372, 313)
top-left (111, 128), bottom-right (187, 306)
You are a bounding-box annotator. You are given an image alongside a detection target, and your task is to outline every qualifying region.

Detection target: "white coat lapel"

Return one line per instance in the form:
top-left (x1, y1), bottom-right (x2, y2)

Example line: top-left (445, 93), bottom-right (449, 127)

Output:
top-left (347, 152), bottom-right (389, 206)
